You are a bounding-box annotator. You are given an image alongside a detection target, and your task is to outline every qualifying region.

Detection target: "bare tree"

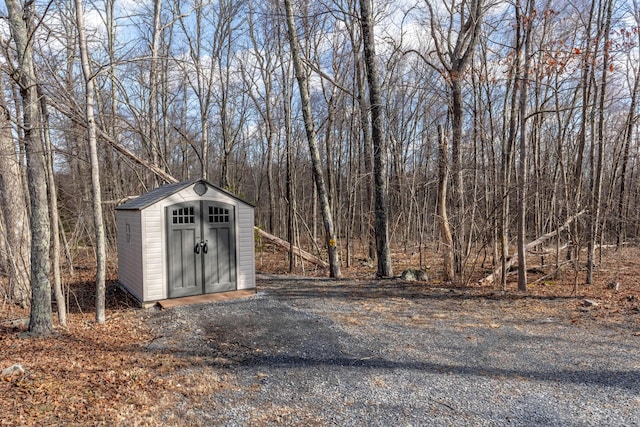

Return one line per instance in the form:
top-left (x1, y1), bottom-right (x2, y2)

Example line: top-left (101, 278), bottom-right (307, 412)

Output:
top-left (147, 0), bottom-right (164, 185)
top-left (359, 0), bottom-right (393, 277)
top-left (424, 0), bottom-right (485, 277)
top-left (75, 0), bottom-right (107, 323)
top-left (516, 0), bottom-right (534, 292)
top-left (586, 0), bottom-right (614, 284)
top-left (617, 2), bottom-right (640, 247)
top-left (39, 88), bottom-right (67, 326)
top-left (283, 0), bottom-right (341, 278)
top-left (244, 2), bottom-right (278, 233)
top-left (175, 0), bottom-right (215, 180)
top-left (437, 124), bottom-right (455, 280)
top-left (5, 0), bottom-right (53, 334)
top-left (0, 74), bottom-right (30, 307)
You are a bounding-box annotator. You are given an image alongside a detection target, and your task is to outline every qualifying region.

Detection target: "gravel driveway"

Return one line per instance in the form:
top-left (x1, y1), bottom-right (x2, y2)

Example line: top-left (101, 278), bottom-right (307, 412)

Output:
top-left (147, 276), bottom-right (640, 426)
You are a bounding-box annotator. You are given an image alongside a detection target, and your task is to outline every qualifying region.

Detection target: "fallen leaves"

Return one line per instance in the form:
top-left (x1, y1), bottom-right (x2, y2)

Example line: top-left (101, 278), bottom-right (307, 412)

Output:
top-left (0, 303), bottom-right (215, 426)
top-left (3, 315), bottom-right (133, 422)
top-left (1, 246), bottom-right (639, 425)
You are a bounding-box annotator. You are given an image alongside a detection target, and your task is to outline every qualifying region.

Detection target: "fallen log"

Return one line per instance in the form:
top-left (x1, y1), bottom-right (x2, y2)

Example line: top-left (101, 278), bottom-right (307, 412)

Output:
top-left (480, 210), bottom-right (586, 285)
top-left (532, 259), bottom-right (573, 285)
top-left (254, 227), bottom-right (329, 268)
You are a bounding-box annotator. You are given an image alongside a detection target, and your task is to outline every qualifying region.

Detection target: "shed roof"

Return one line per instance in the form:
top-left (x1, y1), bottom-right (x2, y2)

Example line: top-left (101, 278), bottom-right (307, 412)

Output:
top-left (115, 179), bottom-right (254, 211)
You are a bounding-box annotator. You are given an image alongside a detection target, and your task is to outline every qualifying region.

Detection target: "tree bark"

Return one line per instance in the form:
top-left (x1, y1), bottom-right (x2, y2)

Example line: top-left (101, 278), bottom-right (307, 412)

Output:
top-left (147, 0), bottom-right (163, 186)
top-left (0, 75), bottom-right (30, 307)
top-left (359, 0), bottom-right (393, 277)
top-left (516, 0), bottom-right (534, 292)
top-left (354, 44), bottom-right (375, 261)
top-left (587, 0), bottom-right (613, 284)
top-left (39, 87), bottom-right (67, 326)
top-left (5, 0), bottom-right (53, 335)
top-left (75, 0), bottom-right (107, 324)
top-left (283, 59), bottom-right (296, 272)
top-left (437, 125), bottom-right (455, 281)
top-left (283, 0), bottom-right (341, 278)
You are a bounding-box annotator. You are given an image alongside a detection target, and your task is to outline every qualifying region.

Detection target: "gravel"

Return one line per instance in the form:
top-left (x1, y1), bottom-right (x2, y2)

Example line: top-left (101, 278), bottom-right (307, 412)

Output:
top-left (146, 276), bottom-right (640, 426)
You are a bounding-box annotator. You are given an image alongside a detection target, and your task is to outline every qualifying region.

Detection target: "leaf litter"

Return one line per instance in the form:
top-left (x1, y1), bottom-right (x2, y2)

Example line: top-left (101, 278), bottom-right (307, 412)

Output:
top-left (1, 245), bottom-right (639, 425)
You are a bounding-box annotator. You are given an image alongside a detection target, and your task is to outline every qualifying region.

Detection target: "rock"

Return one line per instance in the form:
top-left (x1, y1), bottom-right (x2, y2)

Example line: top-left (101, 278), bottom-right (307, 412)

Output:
top-left (6, 318), bottom-right (28, 328)
top-left (583, 299), bottom-right (599, 307)
top-left (359, 258), bottom-right (374, 268)
top-left (401, 269), bottom-right (416, 281)
top-left (607, 282), bottom-right (620, 290)
top-left (400, 269), bottom-right (429, 282)
top-left (415, 270), bottom-right (429, 282)
top-left (2, 364), bottom-right (25, 377)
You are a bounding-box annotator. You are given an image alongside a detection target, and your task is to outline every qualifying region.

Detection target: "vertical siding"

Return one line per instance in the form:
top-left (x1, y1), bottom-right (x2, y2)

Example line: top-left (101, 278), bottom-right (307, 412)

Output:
top-left (116, 211), bottom-right (144, 302)
top-left (142, 207), bottom-right (166, 301)
top-left (237, 204), bottom-right (256, 290)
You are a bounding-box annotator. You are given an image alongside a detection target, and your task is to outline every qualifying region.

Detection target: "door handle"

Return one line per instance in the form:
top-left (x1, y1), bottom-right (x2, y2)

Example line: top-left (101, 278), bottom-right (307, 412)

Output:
top-left (194, 243), bottom-right (201, 254)
top-left (202, 241), bottom-right (208, 254)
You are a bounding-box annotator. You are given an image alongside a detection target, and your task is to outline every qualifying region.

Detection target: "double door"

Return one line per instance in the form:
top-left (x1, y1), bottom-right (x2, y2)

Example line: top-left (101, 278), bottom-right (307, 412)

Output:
top-left (167, 201), bottom-right (236, 298)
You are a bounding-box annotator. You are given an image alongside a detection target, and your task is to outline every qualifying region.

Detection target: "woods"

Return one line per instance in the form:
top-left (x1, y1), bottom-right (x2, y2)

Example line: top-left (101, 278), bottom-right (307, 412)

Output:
top-left (1, 0), bottom-right (640, 325)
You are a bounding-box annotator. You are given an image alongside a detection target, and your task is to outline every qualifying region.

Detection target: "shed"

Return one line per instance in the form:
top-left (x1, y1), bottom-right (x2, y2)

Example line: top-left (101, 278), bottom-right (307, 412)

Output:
top-left (115, 179), bottom-right (255, 305)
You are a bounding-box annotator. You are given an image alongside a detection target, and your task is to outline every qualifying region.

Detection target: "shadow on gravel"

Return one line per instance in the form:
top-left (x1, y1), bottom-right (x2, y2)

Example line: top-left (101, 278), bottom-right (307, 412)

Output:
top-left (242, 354), bottom-right (640, 391)
top-left (151, 344), bottom-right (639, 392)
top-left (257, 277), bottom-right (575, 302)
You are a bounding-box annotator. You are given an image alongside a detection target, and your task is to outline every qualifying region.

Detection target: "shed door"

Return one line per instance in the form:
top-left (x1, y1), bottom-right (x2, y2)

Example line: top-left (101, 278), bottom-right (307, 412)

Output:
top-left (167, 202), bottom-right (236, 298)
top-left (203, 202), bottom-right (236, 293)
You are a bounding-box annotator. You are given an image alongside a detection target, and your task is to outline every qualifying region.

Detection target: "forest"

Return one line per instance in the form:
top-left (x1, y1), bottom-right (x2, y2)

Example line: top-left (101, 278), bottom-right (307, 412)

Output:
top-left (0, 0), bottom-right (638, 334)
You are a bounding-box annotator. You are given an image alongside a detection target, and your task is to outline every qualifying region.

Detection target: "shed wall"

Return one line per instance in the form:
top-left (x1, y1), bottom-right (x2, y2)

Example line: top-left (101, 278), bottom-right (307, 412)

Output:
top-left (141, 208), bottom-right (165, 301)
top-left (116, 210), bottom-right (144, 302)
top-left (237, 204), bottom-right (256, 290)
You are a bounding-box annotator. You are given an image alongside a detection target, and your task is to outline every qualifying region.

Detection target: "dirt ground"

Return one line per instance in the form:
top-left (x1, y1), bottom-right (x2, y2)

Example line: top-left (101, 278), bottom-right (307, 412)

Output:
top-left (1, 244), bottom-right (639, 425)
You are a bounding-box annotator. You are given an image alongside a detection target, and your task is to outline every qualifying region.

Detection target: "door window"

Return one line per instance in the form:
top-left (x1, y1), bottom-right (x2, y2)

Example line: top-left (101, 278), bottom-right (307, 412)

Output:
top-left (209, 206), bottom-right (230, 223)
top-left (172, 206), bottom-right (195, 224)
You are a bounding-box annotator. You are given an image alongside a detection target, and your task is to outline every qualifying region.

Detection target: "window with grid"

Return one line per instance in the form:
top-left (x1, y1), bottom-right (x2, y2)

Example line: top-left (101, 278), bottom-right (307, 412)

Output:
top-left (172, 206), bottom-right (195, 224)
top-left (209, 206), bottom-right (230, 223)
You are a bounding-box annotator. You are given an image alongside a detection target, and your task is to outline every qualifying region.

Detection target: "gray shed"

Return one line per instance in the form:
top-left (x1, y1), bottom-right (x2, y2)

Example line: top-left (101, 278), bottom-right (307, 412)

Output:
top-left (115, 179), bottom-right (255, 305)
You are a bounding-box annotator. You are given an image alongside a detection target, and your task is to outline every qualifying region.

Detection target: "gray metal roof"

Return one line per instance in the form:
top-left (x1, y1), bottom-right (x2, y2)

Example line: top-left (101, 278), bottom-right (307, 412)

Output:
top-left (115, 179), bottom-right (254, 211)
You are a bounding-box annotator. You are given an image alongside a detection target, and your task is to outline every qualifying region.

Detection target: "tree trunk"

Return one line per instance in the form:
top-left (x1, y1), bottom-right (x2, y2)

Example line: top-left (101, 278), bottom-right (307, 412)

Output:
top-left (355, 52), bottom-right (376, 261)
top-left (424, 0), bottom-right (484, 279)
top-left (450, 78), bottom-right (465, 274)
top-left (437, 125), bottom-right (455, 281)
top-left (5, 0), bottom-right (53, 335)
top-left (571, 0), bottom-right (597, 263)
top-left (516, 0), bottom-right (534, 292)
top-left (147, 0), bottom-right (163, 186)
top-left (283, 0), bottom-right (341, 278)
top-left (39, 88), bottom-right (67, 326)
top-left (359, 0), bottom-right (393, 277)
top-left (617, 55), bottom-right (640, 247)
top-left (284, 66), bottom-right (296, 272)
top-left (75, 0), bottom-right (107, 324)
top-left (587, 0), bottom-right (613, 284)
top-left (501, 26), bottom-right (521, 290)
top-left (0, 75), bottom-right (30, 307)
